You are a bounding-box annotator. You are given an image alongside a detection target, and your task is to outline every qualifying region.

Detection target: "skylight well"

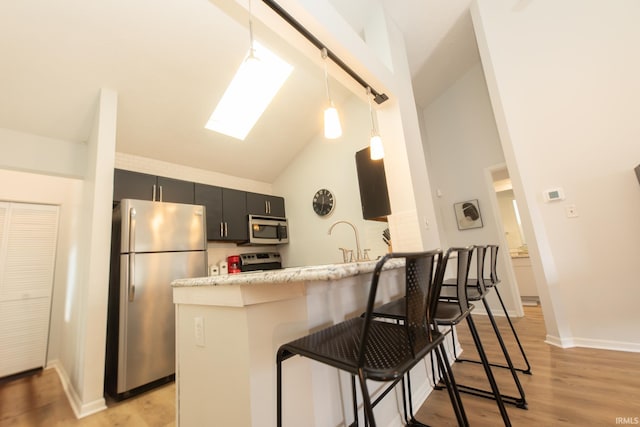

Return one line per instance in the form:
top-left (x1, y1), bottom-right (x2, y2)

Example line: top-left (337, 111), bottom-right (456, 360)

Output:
top-left (205, 41), bottom-right (293, 141)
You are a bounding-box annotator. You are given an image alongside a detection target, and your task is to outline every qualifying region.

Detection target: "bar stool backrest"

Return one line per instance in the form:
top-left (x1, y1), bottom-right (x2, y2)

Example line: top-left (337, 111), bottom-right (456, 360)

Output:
top-left (436, 246), bottom-right (473, 312)
top-left (487, 244), bottom-right (500, 286)
top-left (359, 250), bottom-right (441, 364)
top-left (471, 245), bottom-right (488, 295)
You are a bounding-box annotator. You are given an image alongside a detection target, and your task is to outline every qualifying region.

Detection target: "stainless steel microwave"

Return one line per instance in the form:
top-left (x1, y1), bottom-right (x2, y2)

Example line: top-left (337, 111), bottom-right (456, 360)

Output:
top-left (248, 215), bottom-right (289, 245)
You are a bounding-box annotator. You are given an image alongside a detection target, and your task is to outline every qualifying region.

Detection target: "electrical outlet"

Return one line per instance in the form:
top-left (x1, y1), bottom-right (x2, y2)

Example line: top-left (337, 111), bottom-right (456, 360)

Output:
top-left (565, 204), bottom-right (578, 218)
top-left (194, 316), bottom-right (205, 347)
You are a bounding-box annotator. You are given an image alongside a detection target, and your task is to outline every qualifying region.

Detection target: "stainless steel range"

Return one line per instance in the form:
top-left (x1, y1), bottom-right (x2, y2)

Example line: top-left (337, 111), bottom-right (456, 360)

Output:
top-left (239, 252), bottom-right (282, 272)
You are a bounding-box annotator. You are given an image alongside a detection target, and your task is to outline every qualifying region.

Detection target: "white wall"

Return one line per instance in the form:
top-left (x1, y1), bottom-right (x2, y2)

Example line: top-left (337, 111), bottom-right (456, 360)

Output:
top-left (0, 127), bottom-right (87, 178)
top-left (422, 62), bottom-right (521, 316)
top-left (473, 0), bottom-right (640, 350)
top-left (273, 96), bottom-right (389, 267)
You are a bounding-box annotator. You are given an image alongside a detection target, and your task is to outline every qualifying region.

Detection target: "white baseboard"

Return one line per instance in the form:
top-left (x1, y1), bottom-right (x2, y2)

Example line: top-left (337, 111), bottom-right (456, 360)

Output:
top-left (545, 335), bottom-right (640, 353)
top-left (47, 360), bottom-right (107, 419)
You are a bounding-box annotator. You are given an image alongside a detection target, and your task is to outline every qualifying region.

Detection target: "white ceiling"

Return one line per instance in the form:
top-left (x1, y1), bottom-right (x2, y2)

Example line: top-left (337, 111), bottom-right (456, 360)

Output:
top-left (0, 0), bottom-right (477, 182)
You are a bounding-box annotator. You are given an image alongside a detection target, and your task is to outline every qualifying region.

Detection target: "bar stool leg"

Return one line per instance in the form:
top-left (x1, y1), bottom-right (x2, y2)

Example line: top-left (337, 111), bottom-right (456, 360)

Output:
top-left (277, 354), bottom-right (284, 427)
top-left (466, 315), bottom-right (512, 426)
top-left (482, 297), bottom-right (528, 408)
top-left (494, 287), bottom-right (533, 374)
top-left (435, 344), bottom-right (469, 427)
top-left (357, 368), bottom-right (376, 427)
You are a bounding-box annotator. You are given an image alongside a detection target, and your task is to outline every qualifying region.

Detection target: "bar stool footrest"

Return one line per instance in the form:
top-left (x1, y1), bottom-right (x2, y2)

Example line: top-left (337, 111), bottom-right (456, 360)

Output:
top-left (456, 383), bottom-right (528, 409)
top-left (457, 357), bottom-right (533, 375)
top-left (407, 418), bottom-right (431, 427)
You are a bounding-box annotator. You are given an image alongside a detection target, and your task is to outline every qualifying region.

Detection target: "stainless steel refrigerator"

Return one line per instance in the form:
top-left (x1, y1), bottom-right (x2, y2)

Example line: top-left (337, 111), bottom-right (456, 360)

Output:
top-left (105, 199), bottom-right (207, 400)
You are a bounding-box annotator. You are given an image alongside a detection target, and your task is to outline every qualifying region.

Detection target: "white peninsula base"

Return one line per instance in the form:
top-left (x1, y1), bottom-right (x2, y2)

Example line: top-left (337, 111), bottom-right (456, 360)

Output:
top-left (172, 261), bottom-right (442, 427)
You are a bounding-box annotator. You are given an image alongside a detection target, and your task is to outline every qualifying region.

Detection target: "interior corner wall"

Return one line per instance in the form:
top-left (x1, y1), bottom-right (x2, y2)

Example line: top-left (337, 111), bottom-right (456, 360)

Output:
top-left (80, 88), bottom-right (118, 413)
top-left (472, 0), bottom-right (640, 350)
top-left (56, 88), bottom-right (117, 418)
top-left (421, 62), bottom-right (520, 315)
top-left (273, 96), bottom-right (388, 268)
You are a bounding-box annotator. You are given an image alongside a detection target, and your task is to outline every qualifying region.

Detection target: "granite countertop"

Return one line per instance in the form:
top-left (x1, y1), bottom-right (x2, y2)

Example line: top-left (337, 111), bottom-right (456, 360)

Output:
top-left (171, 258), bottom-right (405, 288)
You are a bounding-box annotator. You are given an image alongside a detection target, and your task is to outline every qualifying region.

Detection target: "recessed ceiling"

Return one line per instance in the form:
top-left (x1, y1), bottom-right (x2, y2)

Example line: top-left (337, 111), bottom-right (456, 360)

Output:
top-left (1, 0), bottom-right (478, 182)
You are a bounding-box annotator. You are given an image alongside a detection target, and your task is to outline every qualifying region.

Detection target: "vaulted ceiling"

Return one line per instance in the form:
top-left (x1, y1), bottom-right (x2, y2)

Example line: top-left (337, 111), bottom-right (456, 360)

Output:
top-left (0, 0), bottom-right (478, 182)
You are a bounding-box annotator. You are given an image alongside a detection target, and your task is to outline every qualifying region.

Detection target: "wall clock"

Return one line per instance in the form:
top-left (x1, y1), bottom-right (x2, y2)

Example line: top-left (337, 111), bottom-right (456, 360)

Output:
top-left (312, 188), bottom-right (335, 217)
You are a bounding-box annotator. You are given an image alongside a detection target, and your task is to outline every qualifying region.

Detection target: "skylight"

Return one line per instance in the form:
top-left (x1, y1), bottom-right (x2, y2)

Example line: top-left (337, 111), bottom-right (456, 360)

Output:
top-left (205, 41), bottom-right (293, 140)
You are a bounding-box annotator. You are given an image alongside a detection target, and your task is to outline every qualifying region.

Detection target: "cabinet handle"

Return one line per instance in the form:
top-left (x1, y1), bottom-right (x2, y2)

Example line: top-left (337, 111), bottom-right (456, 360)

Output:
top-left (152, 184), bottom-right (157, 201)
top-left (265, 201), bottom-right (268, 214)
top-left (224, 222), bottom-right (228, 237)
top-left (220, 222), bottom-right (224, 237)
top-left (159, 185), bottom-right (163, 202)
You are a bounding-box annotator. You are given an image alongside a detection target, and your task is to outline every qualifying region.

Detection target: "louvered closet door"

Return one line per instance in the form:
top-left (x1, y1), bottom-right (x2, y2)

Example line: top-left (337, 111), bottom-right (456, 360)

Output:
top-left (0, 202), bottom-right (59, 377)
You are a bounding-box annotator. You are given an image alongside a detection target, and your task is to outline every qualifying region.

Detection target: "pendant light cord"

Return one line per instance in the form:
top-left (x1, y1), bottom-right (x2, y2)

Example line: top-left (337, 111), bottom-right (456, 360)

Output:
top-left (367, 86), bottom-right (377, 135)
top-left (322, 48), bottom-right (332, 105)
top-left (248, 0), bottom-right (256, 59)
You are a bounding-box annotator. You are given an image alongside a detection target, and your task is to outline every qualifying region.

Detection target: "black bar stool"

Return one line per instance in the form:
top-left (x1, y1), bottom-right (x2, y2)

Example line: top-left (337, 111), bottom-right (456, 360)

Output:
top-left (276, 250), bottom-right (468, 427)
top-left (440, 245), bottom-right (528, 409)
top-left (478, 244), bottom-right (532, 374)
top-left (371, 246), bottom-right (512, 426)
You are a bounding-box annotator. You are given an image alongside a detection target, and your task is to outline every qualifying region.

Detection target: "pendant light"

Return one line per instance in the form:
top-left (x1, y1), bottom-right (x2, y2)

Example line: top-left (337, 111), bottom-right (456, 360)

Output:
top-left (367, 86), bottom-right (384, 160)
top-left (322, 48), bottom-right (342, 139)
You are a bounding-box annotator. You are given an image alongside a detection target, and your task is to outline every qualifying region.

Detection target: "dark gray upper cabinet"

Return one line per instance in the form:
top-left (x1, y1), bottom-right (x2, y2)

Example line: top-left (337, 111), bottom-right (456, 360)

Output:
top-left (113, 169), bottom-right (157, 202)
top-left (355, 147), bottom-right (391, 221)
top-left (113, 169), bottom-right (194, 204)
top-left (246, 192), bottom-right (286, 217)
top-left (157, 176), bottom-right (195, 204)
top-left (195, 184), bottom-right (247, 242)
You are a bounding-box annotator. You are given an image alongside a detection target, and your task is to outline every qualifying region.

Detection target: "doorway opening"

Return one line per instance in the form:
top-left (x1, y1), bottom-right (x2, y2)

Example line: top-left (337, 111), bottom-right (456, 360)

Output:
top-left (489, 167), bottom-right (540, 307)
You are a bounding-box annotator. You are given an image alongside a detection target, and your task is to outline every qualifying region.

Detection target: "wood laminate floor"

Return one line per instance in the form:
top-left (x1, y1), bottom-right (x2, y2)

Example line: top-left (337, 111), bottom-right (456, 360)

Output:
top-left (416, 305), bottom-right (640, 426)
top-left (1, 305), bottom-right (639, 426)
top-left (0, 371), bottom-right (175, 427)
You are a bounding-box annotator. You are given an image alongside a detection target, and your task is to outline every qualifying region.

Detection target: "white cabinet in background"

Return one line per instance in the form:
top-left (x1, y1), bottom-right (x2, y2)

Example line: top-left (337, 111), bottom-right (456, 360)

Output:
top-left (511, 256), bottom-right (538, 299)
top-left (0, 202), bottom-right (59, 378)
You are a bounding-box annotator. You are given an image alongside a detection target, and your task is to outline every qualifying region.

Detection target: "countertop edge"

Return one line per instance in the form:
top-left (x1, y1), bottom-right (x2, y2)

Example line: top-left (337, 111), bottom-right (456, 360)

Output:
top-left (171, 259), bottom-right (405, 287)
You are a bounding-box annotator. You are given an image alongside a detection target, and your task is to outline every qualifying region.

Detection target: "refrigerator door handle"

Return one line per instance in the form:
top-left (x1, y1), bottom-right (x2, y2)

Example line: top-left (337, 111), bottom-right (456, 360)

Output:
top-left (128, 207), bottom-right (137, 301)
top-left (129, 253), bottom-right (135, 301)
top-left (129, 208), bottom-right (137, 253)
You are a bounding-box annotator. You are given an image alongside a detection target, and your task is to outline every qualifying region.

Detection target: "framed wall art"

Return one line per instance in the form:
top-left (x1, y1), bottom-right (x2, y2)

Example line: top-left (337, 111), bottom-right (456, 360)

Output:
top-left (454, 199), bottom-right (483, 230)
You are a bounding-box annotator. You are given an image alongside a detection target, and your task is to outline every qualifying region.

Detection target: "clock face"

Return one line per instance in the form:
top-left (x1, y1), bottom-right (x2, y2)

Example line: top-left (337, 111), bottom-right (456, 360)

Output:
top-left (312, 188), bottom-right (335, 216)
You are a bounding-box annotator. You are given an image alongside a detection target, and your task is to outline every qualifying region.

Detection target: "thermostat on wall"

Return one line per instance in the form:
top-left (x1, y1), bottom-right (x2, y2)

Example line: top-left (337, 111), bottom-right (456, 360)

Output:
top-left (543, 188), bottom-right (565, 202)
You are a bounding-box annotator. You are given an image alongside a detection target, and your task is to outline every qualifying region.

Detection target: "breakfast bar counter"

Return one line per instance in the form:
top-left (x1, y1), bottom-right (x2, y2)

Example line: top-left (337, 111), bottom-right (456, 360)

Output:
top-left (171, 260), bottom-right (436, 427)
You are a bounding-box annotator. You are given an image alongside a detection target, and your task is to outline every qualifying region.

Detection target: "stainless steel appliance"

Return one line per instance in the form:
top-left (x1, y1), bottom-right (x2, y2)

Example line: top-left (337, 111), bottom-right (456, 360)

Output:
top-left (239, 252), bottom-right (282, 272)
top-left (247, 215), bottom-right (288, 245)
top-left (105, 199), bottom-right (207, 400)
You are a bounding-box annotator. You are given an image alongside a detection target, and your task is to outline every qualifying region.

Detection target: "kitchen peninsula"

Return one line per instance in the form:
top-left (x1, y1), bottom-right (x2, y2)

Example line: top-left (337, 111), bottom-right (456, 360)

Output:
top-left (171, 260), bottom-right (433, 427)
